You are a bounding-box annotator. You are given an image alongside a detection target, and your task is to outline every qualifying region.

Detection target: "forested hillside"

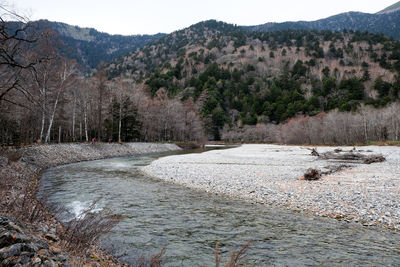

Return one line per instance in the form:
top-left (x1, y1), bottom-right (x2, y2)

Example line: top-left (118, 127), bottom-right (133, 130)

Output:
top-left (247, 9), bottom-right (400, 40)
top-left (32, 20), bottom-right (165, 70)
top-left (109, 20), bottom-right (400, 141)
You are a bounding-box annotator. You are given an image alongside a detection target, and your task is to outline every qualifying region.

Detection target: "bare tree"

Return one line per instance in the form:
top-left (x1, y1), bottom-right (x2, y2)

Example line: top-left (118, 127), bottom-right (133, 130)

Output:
top-left (0, 3), bottom-right (37, 104)
top-left (109, 77), bottom-right (129, 143)
top-left (76, 79), bottom-right (95, 142)
top-left (25, 31), bottom-right (59, 141)
top-left (43, 58), bottom-right (78, 143)
top-left (23, 31), bottom-right (78, 143)
top-left (94, 63), bottom-right (108, 141)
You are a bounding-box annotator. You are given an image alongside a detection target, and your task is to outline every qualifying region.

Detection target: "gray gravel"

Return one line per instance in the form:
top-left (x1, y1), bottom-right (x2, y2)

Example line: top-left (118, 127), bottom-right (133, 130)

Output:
top-left (142, 144), bottom-right (400, 229)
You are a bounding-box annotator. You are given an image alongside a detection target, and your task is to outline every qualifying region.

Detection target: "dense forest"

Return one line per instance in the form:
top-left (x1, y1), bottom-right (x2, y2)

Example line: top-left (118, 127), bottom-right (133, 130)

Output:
top-left (2, 9), bottom-right (400, 145)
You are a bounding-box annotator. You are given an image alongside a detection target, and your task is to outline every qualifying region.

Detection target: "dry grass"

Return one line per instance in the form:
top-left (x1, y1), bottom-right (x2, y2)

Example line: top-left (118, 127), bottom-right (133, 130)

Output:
top-left (56, 200), bottom-right (123, 254)
top-left (0, 163), bottom-right (123, 260)
top-left (133, 247), bottom-right (166, 267)
top-left (0, 171), bottom-right (50, 226)
top-left (214, 241), bottom-right (252, 267)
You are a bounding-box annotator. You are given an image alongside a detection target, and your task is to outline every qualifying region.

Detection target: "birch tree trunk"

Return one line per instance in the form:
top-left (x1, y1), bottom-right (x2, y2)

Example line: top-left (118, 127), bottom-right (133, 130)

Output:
top-left (118, 104), bottom-right (122, 143)
top-left (72, 94), bottom-right (76, 141)
top-left (84, 104), bottom-right (89, 142)
top-left (362, 111), bottom-right (368, 143)
top-left (58, 126), bottom-right (61, 143)
top-left (79, 121), bottom-right (82, 142)
top-left (44, 59), bottom-right (76, 143)
top-left (40, 106), bottom-right (45, 141)
top-left (96, 65), bottom-right (107, 142)
top-left (38, 75), bottom-right (48, 142)
top-left (44, 87), bottom-right (62, 143)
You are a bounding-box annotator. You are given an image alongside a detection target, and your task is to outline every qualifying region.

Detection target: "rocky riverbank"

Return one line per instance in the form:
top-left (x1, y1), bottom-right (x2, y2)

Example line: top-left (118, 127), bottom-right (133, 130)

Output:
top-left (1, 142), bottom-right (180, 170)
top-left (0, 215), bottom-right (71, 266)
top-left (142, 144), bottom-right (400, 230)
top-left (0, 142), bottom-right (181, 266)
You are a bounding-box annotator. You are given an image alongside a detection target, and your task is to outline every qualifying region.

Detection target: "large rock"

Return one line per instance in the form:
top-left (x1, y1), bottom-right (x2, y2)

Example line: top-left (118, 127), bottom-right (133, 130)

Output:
top-left (0, 215), bottom-right (70, 266)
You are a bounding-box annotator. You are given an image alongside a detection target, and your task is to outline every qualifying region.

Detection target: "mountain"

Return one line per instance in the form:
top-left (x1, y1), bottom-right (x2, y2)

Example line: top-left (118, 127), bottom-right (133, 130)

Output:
top-left (378, 1), bottom-right (400, 14)
top-left (23, 2), bottom-right (400, 70)
top-left (247, 10), bottom-right (400, 40)
top-left (33, 20), bottom-right (165, 70)
top-left (108, 20), bottom-right (400, 139)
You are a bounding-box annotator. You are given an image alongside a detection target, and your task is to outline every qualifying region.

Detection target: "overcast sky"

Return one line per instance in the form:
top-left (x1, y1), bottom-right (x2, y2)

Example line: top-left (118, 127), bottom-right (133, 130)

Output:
top-left (10, 0), bottom-right (398, 35)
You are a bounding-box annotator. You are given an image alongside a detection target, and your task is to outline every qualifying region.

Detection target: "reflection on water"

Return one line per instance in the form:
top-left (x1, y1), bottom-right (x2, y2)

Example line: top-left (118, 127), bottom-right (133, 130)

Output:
top-left (39, 152), bottom-right (400, 266)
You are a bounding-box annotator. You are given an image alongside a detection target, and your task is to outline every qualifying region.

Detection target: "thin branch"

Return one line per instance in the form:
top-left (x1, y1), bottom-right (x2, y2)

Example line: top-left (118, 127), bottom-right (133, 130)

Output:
top-left (1, 97), bottom-right (33, 110)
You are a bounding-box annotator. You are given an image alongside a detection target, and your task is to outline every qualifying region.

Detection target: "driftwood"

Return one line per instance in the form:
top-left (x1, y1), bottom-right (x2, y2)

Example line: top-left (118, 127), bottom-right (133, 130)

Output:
top-left (310, 148), bottom-right (319, 156)
top-left (323, 164), bottom-right (352, 175)
top-left (320, 151), bottom-right (363, 160)
top-left (310, 148), bottom-right (386, 164)
top-left (301, 164), bottom-right (352, 181)
top-left (363, 155), bottom-right (386, 164)
top-left (303, 147), bottom-right (386, 181)
top-left (321, 152), bottom-right (386, 164)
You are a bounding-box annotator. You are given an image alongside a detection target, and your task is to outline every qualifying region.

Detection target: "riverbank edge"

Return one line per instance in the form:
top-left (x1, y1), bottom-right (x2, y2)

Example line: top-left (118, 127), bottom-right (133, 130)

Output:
top-left (0, 142), bottom-right (181, 266)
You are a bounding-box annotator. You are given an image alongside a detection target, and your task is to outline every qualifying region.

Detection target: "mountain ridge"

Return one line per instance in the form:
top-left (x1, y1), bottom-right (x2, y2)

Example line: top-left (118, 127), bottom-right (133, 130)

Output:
top-left (378, 1), bottom-right (400, 14)
top-left (247, 10), bottom-right (400, 39)
top-left (25, 1), bottom-right (400, 70)
top-left (32, 20), bottom-right (166, 70)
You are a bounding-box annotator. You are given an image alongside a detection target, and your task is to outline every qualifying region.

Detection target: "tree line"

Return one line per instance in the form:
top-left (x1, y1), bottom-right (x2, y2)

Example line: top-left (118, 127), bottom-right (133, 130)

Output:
top-left (221, 103), bottom-right (400, 145)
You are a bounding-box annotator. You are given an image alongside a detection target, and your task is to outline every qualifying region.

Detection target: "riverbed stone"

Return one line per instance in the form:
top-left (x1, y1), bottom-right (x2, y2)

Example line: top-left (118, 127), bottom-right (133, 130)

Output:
top-left (0, 243), bottom-right (22, 258)
top-left (42, 259), bottom-right (57, 267)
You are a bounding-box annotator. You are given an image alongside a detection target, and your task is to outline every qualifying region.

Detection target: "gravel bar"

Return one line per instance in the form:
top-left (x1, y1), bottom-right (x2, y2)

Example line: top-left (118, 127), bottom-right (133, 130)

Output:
top-left (142, 144), bottom-right (400, 229)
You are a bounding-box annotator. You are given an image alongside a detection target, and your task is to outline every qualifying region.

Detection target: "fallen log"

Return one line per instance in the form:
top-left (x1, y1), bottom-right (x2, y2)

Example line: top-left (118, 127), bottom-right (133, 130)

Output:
top-left (302, 168), bottom-right (322, 180)
top-left (316, 150), bottom-right (386, 164)
top-left (300, 164), bottom-right (352, 181)
top-left (363, 155), bottom-right (386, 164)
top-left (323, 164), bottom-right (352, 175)
top-left (321, 152), bottom-right (365, 161)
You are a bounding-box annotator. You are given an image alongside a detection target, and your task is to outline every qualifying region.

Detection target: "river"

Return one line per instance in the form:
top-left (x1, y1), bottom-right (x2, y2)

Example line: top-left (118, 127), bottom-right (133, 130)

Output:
top-left (38, 150), bottom-right (400, 266)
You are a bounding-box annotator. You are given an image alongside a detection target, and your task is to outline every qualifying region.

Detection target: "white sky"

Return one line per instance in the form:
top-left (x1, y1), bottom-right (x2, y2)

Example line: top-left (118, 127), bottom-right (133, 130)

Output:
top-left (10, 0), bottom-right (398, 35)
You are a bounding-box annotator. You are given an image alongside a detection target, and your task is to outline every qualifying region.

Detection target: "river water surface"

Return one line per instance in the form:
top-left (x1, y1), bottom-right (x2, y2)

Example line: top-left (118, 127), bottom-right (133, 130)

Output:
top-left (39, 151), bottom-right (400, 266)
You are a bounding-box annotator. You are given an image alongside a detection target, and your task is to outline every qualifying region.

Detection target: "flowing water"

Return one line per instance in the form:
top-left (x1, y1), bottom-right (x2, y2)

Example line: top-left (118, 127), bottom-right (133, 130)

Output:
top-left (38, 151), bottom-right (400, 266)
